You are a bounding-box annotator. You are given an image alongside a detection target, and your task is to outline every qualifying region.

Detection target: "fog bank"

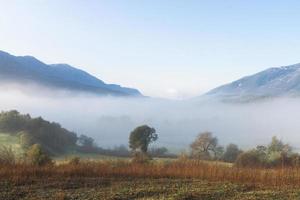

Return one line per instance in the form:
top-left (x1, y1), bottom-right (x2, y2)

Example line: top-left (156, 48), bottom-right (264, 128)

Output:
top-left (1, 85), bottom-right (300, 152)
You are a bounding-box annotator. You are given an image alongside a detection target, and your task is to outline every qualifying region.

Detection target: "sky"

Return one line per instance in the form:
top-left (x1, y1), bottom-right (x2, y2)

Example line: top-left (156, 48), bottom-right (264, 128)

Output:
top-left (1, 1), bottom-right (300, 99)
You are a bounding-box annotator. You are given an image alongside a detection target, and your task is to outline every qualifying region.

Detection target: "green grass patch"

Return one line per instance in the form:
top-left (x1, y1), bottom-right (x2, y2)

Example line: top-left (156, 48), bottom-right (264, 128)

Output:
top-left (0, 133), bottom-right (24, 156)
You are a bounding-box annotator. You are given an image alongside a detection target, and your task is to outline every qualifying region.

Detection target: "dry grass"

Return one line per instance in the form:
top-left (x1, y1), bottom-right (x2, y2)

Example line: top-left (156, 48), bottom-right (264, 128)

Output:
top-left (1, 159), bottom-right (300, 187)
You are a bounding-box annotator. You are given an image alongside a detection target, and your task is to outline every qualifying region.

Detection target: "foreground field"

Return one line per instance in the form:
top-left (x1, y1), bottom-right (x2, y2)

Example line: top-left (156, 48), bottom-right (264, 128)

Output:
top-left (2, 160), bottom-right (300, 199)
top-left (2, 177), bottom-right (300, 200)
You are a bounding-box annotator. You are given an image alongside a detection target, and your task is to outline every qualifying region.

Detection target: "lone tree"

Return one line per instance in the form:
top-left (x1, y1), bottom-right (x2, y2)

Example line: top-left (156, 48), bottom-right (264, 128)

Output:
top-left (129, 125), bottom-right (158, 154)
top-left (190, 132), bottom-right (221, 160)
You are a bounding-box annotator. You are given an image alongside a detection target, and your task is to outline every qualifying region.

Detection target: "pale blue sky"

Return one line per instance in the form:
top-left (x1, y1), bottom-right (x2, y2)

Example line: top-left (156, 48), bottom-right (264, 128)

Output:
top-left (1, 0), bottom-right (300, 98)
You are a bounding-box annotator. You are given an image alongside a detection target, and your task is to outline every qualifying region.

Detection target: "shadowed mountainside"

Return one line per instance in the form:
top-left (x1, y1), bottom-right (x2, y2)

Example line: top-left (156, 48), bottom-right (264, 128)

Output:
top-left (0, 50), bottom-right (142, 97)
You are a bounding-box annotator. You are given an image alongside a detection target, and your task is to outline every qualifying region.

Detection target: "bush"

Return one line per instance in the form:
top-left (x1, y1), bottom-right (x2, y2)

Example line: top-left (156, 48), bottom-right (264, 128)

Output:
top-left (235, 150), bottom-right (262, 168)
top-left (26, 144), bottom-right (53, 166)
top-left (0, 145), bottom-right (16, 165)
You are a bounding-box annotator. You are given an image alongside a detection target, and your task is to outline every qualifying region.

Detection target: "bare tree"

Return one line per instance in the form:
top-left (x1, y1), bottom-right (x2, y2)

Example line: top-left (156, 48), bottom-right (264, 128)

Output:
top-left (190, 132), bottom-right (220, 160)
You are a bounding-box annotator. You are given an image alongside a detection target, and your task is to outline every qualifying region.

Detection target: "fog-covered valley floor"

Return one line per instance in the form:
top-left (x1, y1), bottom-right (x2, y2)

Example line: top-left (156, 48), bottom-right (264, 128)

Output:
top-left (1, 84), bottom-right (300, 152)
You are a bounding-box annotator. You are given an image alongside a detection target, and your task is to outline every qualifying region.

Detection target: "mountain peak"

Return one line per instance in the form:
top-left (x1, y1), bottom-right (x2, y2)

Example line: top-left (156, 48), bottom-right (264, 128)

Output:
top-left (206, 63), bottom-right (300, 101)
top-left (0, 50), bottom-right (142, 97)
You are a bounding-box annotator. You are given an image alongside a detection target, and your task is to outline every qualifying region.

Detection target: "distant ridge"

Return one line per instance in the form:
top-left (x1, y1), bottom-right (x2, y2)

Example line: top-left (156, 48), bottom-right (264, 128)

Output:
top-left (206, 63), bottom-right (300, 101)
top-left (0, 50), bottom-right (142, 96)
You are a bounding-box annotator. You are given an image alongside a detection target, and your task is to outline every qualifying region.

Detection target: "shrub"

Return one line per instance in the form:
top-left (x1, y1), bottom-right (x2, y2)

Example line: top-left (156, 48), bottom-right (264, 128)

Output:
top-left (0, 145), bottom-right (16, 165)
top-left (26, 144), bottom-right (53, 166)
top-left (235, 150), bottom-right (262, 168)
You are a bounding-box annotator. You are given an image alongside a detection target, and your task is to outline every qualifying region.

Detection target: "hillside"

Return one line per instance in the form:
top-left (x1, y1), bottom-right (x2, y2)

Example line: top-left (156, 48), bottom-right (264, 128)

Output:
top-left (0, 50), bottom-right (142, 97)
top-left (0, 110), bottom-right (78, 155)
top-left (206, 63), bottom-right (300, 101)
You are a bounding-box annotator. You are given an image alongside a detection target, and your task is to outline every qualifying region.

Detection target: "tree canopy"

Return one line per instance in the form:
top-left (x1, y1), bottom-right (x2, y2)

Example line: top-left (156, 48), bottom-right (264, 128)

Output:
top-left (190, 132), bottom-right (221, 160)
top-left (129, 125), bottom-right (158, 153)
top-left (0, 110), bottom-right (78, 155)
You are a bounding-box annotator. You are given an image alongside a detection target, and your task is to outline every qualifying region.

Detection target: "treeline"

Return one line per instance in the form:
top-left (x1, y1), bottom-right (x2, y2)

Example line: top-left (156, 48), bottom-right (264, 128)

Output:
top-left (189, 132), bottom-right (300, 168)
top-left (0, 111), bottom-right (173, 158)
top-left (235, 136), bottom-right (300, 168)
top-left (0, 110), bottom-right (77, 154)
top-left (76, 134), bottom-right (174, 158)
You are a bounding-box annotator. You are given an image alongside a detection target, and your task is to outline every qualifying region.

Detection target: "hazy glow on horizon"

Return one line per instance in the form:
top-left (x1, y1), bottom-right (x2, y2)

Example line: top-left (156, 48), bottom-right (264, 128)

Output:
top-left (1, 0), bottom-right (300, 99)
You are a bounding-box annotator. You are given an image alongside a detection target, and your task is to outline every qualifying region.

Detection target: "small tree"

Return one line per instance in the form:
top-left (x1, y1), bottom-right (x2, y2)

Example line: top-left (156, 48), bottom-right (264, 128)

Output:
top-left (0, 145), bottom-right (16, 165)
top-left (190, 132), bottom-right (219, 160)
top-left (129, 125), bottom-right (158, 154)
top-left (26, 144), bottom-right (53, 166)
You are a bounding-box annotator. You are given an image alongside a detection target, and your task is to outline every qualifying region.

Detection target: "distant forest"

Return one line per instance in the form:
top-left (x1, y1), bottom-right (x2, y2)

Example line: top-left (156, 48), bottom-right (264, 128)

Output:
top-left (0, 110), bottom-right (173, 158)
top-left (0, 110), bottom-right (78, 154)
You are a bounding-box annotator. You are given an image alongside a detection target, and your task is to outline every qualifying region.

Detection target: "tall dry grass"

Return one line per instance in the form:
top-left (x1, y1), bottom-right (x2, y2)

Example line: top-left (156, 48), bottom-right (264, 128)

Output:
top-left (1, 160), bottom-right (300, 187)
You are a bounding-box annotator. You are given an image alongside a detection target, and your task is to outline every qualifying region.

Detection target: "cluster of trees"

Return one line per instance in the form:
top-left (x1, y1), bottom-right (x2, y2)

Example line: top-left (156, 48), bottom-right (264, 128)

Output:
top-left (1, 110), bottom-right (298, 169)
top-left (0, 111), bottom-right (171, 159)
top-left (190, 132), bottom-right (242, 162)
top-left (0, 110), bottom-right (77, 155)
top-left (236, 136), bottom-right (300, 168)
top-left (189, 132), bottom-right (300, 168)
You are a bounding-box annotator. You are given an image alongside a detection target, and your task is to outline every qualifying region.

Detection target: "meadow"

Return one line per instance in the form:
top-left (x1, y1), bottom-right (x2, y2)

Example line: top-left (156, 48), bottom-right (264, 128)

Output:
top-left (1, 111), bottom-right (300, 199)
top-left (2, 159), bottom-right (300, 200)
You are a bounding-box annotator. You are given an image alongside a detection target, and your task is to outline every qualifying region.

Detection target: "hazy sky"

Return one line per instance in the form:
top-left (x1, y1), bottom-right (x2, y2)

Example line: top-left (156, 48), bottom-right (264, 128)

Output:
top-left (1, 1), bottom-right (300, 99)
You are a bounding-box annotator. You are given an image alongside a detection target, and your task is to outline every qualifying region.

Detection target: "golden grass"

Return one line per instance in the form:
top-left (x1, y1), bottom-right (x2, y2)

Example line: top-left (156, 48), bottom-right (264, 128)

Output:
top-left (2, 159), bottom-right (300, 187)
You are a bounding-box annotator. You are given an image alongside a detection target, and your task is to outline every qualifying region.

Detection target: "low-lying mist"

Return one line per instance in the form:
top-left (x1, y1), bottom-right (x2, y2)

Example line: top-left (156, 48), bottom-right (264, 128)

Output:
top-left (1, 83), bottom-right (300, 152)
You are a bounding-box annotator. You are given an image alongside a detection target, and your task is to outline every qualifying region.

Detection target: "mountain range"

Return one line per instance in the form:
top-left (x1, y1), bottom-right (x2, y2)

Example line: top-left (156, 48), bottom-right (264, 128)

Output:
top-left (2, 50), bottom-right (300, 101)
top-left (0, 50), bottom-right (142, 97)
top-left (206, 63), bottom-right (300, 101)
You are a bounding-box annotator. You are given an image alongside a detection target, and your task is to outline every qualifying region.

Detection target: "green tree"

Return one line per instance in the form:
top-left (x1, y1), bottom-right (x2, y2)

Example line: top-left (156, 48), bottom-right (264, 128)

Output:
top-left (129, 125), bottom-right (158, 154)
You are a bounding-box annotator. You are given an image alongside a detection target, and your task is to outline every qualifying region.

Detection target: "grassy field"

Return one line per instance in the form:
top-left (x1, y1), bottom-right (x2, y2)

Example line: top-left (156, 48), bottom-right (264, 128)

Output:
top-left (1, 136), bottom-right (300, 199)
top-left (2, 160), bottom-right (300, 199)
